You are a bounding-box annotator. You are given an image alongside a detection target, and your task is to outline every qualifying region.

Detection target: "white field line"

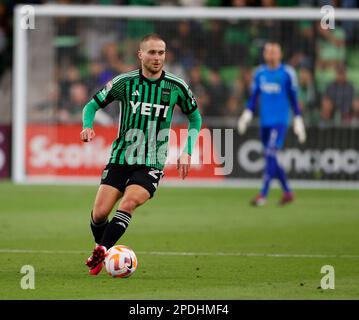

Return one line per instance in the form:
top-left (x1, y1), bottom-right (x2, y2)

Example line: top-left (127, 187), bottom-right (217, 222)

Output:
top-left (0, 248), bottom-right (359, 259)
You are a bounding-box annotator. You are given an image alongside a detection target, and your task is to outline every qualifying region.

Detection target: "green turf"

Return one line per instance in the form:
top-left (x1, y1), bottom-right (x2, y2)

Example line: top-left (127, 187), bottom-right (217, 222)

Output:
top-left (1, 181), bottom-right (359, 299)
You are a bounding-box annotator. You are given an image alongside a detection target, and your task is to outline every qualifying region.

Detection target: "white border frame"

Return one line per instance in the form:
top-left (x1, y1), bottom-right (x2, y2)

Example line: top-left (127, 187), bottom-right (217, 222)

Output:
top-left (13, 5), bottom-right (359, 188)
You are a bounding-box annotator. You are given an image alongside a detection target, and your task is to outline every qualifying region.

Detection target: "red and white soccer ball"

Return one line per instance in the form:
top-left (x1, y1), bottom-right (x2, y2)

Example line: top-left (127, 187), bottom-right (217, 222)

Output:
top-left (104, 245), bottom-right (138, 278)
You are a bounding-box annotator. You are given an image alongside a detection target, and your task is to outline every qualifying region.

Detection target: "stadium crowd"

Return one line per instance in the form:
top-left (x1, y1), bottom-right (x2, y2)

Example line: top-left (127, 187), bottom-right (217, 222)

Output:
top-left (1, 0), bottom-right (359, 127)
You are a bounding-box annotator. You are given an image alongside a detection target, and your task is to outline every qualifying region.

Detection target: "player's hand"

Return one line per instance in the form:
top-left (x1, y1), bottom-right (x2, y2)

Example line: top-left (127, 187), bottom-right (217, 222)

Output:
top-left (80, 128), bottom-right (95, 142)
top-left (237, 109), bottom-right (253, 135)
top-left (177, 152), bottom-right (191, 180)
top-left (293, 116), bottom-right (306, 144)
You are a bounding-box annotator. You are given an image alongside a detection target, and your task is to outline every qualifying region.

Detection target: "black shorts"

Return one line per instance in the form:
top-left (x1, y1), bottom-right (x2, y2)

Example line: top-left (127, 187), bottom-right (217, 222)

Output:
top-left (100, 163), bottom-right (164, 198)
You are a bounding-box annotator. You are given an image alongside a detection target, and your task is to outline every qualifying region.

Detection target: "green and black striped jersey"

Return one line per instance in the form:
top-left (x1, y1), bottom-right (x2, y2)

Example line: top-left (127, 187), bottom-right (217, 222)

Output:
top-left (93, 69), bottom-right (198, 170)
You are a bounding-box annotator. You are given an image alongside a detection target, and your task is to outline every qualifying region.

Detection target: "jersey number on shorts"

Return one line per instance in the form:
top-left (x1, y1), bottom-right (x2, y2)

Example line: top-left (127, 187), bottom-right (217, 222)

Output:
top-left (148, 169), bottom-right (164, 189)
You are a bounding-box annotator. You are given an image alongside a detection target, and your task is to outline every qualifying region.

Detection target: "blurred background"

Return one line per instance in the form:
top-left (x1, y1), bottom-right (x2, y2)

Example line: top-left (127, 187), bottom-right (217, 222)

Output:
top-left (1, 0), bottom-right (359, 183)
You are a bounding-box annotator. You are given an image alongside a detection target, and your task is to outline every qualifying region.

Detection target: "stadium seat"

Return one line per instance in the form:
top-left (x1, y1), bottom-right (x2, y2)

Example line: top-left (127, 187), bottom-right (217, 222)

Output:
top-left (200, 65), bottom-right (211, 83)
top-left (347, 48), bottom-right (359, 69)
top-left (219, 66), bottom-right (241, 86)
top-left (315, 67), bottom-right (336, 93)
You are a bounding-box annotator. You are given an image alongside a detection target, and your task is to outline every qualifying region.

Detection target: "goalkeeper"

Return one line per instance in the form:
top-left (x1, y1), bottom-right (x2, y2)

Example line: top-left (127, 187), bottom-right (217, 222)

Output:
top-left (237, 42), bottom-right (306, 206)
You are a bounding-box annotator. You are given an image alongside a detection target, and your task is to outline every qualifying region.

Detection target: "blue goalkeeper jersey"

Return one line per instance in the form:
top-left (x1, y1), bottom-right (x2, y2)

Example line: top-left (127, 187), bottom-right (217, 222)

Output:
top-left (247, 63), bottom-right (301, 127)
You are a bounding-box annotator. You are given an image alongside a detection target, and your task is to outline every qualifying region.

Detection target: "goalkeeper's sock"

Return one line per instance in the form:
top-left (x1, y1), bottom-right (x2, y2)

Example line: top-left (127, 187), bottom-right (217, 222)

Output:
top-left (100, 210), bottom-right (132, 249)
top-left (260, 152), bottom-right (276, 197)
top-left (90, 211), bottom-right (109, 245)
top-left (276, 161), bottom-right (291, 193)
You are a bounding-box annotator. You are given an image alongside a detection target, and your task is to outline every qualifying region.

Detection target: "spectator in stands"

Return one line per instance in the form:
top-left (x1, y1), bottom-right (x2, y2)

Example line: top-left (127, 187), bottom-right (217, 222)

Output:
top-left (350, 98), bottom-right (359, 126)
top-left (85, 59), bottom-right (125, 123)
top-left (205, 69), bottom-right (229, 116)
top-left (0, 28), bottom-right (6, 74)
top-left (288, 21), bottom-right (315, 69)
top-left (223, 0), bottom-right (251, 66)
top-left (202, 20), bottom-right (225, 70)
top-left (341, 0), bottom-right (357, 43)
top-left (317, 21), bottom-right (346, 69)
top-left (168, 20), bottom-right (201, 69)
top-left (57, 62), bottom-right (110, 125)
top-left (315, 20), bottom-right (347, 97)
top-left (101, 42), bottom-right (133, 78)
top-left (298, 65), bottom-right (318, 125)
top-left (165, 49), bottom-right (188, 82)
top-left (225, 67), bottom-right (252, 117)
top-left (298, 66), bottom-right (315, 110)
top-left (320, 65), bottom-right (356, 125)
top-left (0, 5), bottom-right (6, 52)
top-left (0, 2), bottom-right (10, 79)
top-left (30, 83), bottom-right (59, 123)
top-left (54, 14), bottom-right (81, 67)
top-left (226, 96), bottom-right (241, 117)
top-left (59, 65), bottom-right (82, 107)
top-left (85, 61), bottom-right (105, 94)
top-left (58, 82), bottom-right (89, 123)
top-left (188, 65), bottom-right (209, 115)
top-left (261, 0), bottom-right (276, 6)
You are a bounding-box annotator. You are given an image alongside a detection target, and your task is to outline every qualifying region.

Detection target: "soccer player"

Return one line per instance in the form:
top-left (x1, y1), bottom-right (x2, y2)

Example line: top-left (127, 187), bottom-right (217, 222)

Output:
top-left (80, 34), bottom-right (202, 275)
top-left (237, 42), bottom-right (306, 207)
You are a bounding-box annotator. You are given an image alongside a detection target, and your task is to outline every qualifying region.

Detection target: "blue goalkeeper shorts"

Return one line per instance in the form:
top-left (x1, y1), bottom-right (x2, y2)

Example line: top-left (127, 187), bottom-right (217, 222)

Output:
top-left (260, 125), bottom-right (287, 150)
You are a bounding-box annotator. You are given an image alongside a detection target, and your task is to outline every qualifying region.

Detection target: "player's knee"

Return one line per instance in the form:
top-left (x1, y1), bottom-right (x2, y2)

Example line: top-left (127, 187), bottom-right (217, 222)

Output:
top-left (92, 204), bottom-right (111, 223)
top-left (119, 197), bottom-right (142, 214)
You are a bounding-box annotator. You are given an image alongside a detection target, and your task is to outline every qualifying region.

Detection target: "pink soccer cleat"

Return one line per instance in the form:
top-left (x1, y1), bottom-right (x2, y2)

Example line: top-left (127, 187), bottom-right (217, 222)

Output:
top-left (86, 245), bottom-right (107, 276)
top-left (279, 192), bottom-right (294, 206)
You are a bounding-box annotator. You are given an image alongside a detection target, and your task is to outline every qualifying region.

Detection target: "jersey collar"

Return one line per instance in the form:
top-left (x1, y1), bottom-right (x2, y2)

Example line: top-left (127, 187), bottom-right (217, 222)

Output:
top-left (266, 63), bottom-right (283, 71)
top-left (139, 69), bottom-right (165, 84)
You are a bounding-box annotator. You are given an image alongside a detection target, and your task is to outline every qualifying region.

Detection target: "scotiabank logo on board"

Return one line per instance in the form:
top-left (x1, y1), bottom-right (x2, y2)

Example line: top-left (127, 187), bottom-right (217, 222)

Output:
top-left (26, 124), bottom-right (222, 179)
top-left (26, 125), bottom-right (116, 176)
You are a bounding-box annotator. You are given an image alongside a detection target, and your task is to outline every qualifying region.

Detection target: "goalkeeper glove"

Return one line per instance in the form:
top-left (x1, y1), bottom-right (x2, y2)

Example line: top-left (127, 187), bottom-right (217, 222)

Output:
top-left (293, 115), bottom-right (306, 144)
top-left (237, 109), bottom-right (253, 135)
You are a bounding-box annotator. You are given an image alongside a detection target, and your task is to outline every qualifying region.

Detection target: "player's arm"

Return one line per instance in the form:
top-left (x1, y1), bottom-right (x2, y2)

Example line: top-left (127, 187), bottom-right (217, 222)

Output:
top-left (178, 109), bottom-right (202, 179)
top-left (81, 99), bottom-right (99, 142)
top-left (285, 66), bottom-right (306, 144)
top-left (237, 69), bottom-right (259, 135)
top-left (80, 80), bottom-right (117, 142)
top-left (177, 86), bottom-right (202, 179)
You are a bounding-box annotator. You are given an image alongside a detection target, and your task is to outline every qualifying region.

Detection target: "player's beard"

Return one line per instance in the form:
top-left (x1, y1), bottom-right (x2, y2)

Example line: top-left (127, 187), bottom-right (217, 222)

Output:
top-left (143, 61), bottom-right (163, 76)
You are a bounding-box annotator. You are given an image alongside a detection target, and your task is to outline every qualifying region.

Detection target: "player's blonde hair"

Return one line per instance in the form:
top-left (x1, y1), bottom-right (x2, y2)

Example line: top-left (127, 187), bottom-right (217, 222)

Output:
top-left (140, 33), bottom-right (166, 49)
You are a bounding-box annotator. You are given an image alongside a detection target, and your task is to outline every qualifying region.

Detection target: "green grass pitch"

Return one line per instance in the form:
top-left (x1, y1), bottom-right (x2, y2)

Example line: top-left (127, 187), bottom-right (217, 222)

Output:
top-left (1, 181), bottom-right (359, 299)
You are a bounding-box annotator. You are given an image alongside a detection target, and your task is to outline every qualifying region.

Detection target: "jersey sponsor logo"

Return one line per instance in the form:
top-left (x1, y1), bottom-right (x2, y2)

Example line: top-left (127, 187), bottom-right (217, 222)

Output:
top-left (259, 76), bottom-right (281, 94)
top-left (260, 82), bottom-right (281, 94)
top-left (131, 90), bottom-right (140, 96)
top-left (161, 88), bottom-right (171, 103)
top-left (130, 101), bottom-right (170, 118)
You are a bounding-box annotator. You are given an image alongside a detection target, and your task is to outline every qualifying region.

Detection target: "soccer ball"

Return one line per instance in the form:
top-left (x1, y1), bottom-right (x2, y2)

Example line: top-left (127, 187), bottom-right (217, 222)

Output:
top-left (104, 245), bottom-right (138, 278)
